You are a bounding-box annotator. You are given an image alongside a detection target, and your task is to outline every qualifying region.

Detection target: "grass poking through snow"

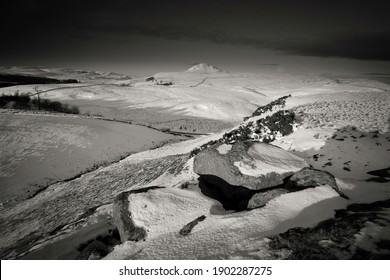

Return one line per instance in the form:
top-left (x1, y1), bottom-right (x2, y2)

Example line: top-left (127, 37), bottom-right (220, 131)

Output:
top-left (268, 199), bottom-right (390, 259)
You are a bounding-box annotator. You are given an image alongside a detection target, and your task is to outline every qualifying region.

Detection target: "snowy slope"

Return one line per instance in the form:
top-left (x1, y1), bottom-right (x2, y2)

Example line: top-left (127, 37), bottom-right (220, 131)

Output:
top-left (105, 87), bottom-right (390, 260)
top-left (185, 63), bottom-right (224, 73)
top-left (0, 66), bottom-right (131, 82)
top-left (1, 65), bottom-right (389, 260)
top-left (1, 66), bottom-right (389, 122)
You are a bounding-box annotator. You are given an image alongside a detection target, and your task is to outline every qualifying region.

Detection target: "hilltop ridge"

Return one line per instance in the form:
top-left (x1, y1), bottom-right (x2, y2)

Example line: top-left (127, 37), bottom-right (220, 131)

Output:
top-left (185, 63), bottom-right (224, 73)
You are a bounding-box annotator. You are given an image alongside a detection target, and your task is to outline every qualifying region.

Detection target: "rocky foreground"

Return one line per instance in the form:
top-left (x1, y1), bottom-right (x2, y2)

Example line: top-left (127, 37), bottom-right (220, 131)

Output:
top-left (108, 136), bottom-right (354, 259)
top-left (105, 94), bottom-right (390, 260)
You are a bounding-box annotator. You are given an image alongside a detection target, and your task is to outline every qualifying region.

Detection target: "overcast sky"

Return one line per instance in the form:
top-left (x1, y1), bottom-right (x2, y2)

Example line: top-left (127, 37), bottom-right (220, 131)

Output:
top-left (2, 0), bottom-right (390, 76)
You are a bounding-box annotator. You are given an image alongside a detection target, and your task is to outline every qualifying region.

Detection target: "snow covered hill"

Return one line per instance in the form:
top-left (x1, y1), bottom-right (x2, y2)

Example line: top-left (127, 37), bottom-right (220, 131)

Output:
top-left (0, 66), bottom-right (131, 82)
top-left (0, 66), bottom-right (389, 260)
top-left (185, 63), bottom-right (224, 73)
top-left (1, 66), bottom-right (389, 126)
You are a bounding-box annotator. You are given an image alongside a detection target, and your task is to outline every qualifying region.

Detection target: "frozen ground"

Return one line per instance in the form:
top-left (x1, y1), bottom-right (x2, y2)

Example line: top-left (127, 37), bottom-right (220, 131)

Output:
top-left (0, 111), bottom-right (178, 205)
top-left (286, 91), bottom-right (390, 133)
top-left (1, 66), bottom-right (389, 131)
top-left (273, 91), bottom-right (390, 182)
top-left (0, 65), bottom-right (389, 259)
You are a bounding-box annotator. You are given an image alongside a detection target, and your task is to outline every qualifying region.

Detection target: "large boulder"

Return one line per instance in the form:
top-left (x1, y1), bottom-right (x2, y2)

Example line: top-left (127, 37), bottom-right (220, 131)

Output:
top-left (113, 186), bottom-right (163, 243)
top-left (194, 142), bottom-right (308, 191)
top-left (113, 186), bottom-right (218, 243)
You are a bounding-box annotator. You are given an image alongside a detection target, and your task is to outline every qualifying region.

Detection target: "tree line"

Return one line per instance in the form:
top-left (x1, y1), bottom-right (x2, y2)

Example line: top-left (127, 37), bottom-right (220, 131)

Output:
top-left (0, 91), bottom-right (80, 114)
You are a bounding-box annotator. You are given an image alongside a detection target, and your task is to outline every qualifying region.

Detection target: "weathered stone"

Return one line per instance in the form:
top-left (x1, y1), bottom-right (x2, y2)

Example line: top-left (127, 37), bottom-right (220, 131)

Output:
top-left (179, 215), bottom-right (206, 236)
top-left (286, 167), bottom-right (348, 199)
top-left (113, 187), bottom-right (162, 243)
top-left (194, 142), bottom-right (308, 191)
top-left (247, 188), bottom-right (289, 210)
top-left (286, 167), bottom-right (337, 190)
top-left (113, 186), bottom-right (216, 244)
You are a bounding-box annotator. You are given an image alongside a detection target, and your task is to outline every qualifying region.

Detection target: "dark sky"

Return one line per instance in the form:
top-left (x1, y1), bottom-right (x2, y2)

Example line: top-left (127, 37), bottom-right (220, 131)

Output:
top-left (2, 0), bottom-right (390, 76)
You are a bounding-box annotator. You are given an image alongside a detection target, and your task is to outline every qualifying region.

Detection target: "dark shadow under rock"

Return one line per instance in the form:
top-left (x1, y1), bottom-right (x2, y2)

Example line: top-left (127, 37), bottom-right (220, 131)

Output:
top-left (366, 177), bottom-right (390, 183)
top-left (198, 175), bottom-right (257, 211)
top-left (367, 167), bottom-right (390, 178)
top-left (179, 215), bottom-right (206, 236)
top-left (198, 175), bottom-right (291, 211)
top-left (199, 168), bottom-right (346, 212)
top-left (76, 228), bottom-right (121, 260)
top-left (113, 186), bottom-right (163, 243)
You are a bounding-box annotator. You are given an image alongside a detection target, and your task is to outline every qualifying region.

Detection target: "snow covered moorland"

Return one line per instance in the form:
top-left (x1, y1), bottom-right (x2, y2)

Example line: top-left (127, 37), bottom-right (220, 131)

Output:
top-left (0, 64), bottom-right (389, 260)
top-left (0, 111), bottom-right (178, 206)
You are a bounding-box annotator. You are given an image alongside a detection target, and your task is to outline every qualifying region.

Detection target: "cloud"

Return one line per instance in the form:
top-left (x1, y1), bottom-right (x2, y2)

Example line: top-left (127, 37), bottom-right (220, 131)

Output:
top-left (275, 31), bottom-right (390, 61)
top-left (125, 26), bottom-right (390, 61)
top-left (1, 0), bottom-right (390, 62)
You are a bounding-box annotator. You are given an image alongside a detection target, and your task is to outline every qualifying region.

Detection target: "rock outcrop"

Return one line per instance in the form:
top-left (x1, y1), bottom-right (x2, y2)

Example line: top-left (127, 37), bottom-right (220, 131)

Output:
top-left (193, 141), bottom-right (308, 210)
top-left (244, 94), bottom-right (291, 121)
top-left (194, 141), bottom-right (308, 191)
top-left (190, 109), bottom-right (297, 157)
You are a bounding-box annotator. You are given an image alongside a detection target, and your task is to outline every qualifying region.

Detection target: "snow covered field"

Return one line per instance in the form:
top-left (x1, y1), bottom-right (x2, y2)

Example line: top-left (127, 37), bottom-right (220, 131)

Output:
top-left (0, 111), bottom-right (177, 206)
top-left (0, 64), bottom-right (389, 260)
top-left (2, 65), bottom-right (389, 131)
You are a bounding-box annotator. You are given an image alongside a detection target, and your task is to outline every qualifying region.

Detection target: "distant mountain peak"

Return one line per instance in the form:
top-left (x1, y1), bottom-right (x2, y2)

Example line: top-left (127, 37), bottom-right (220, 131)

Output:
top-left (186, 63), bottom-right (223, 73)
